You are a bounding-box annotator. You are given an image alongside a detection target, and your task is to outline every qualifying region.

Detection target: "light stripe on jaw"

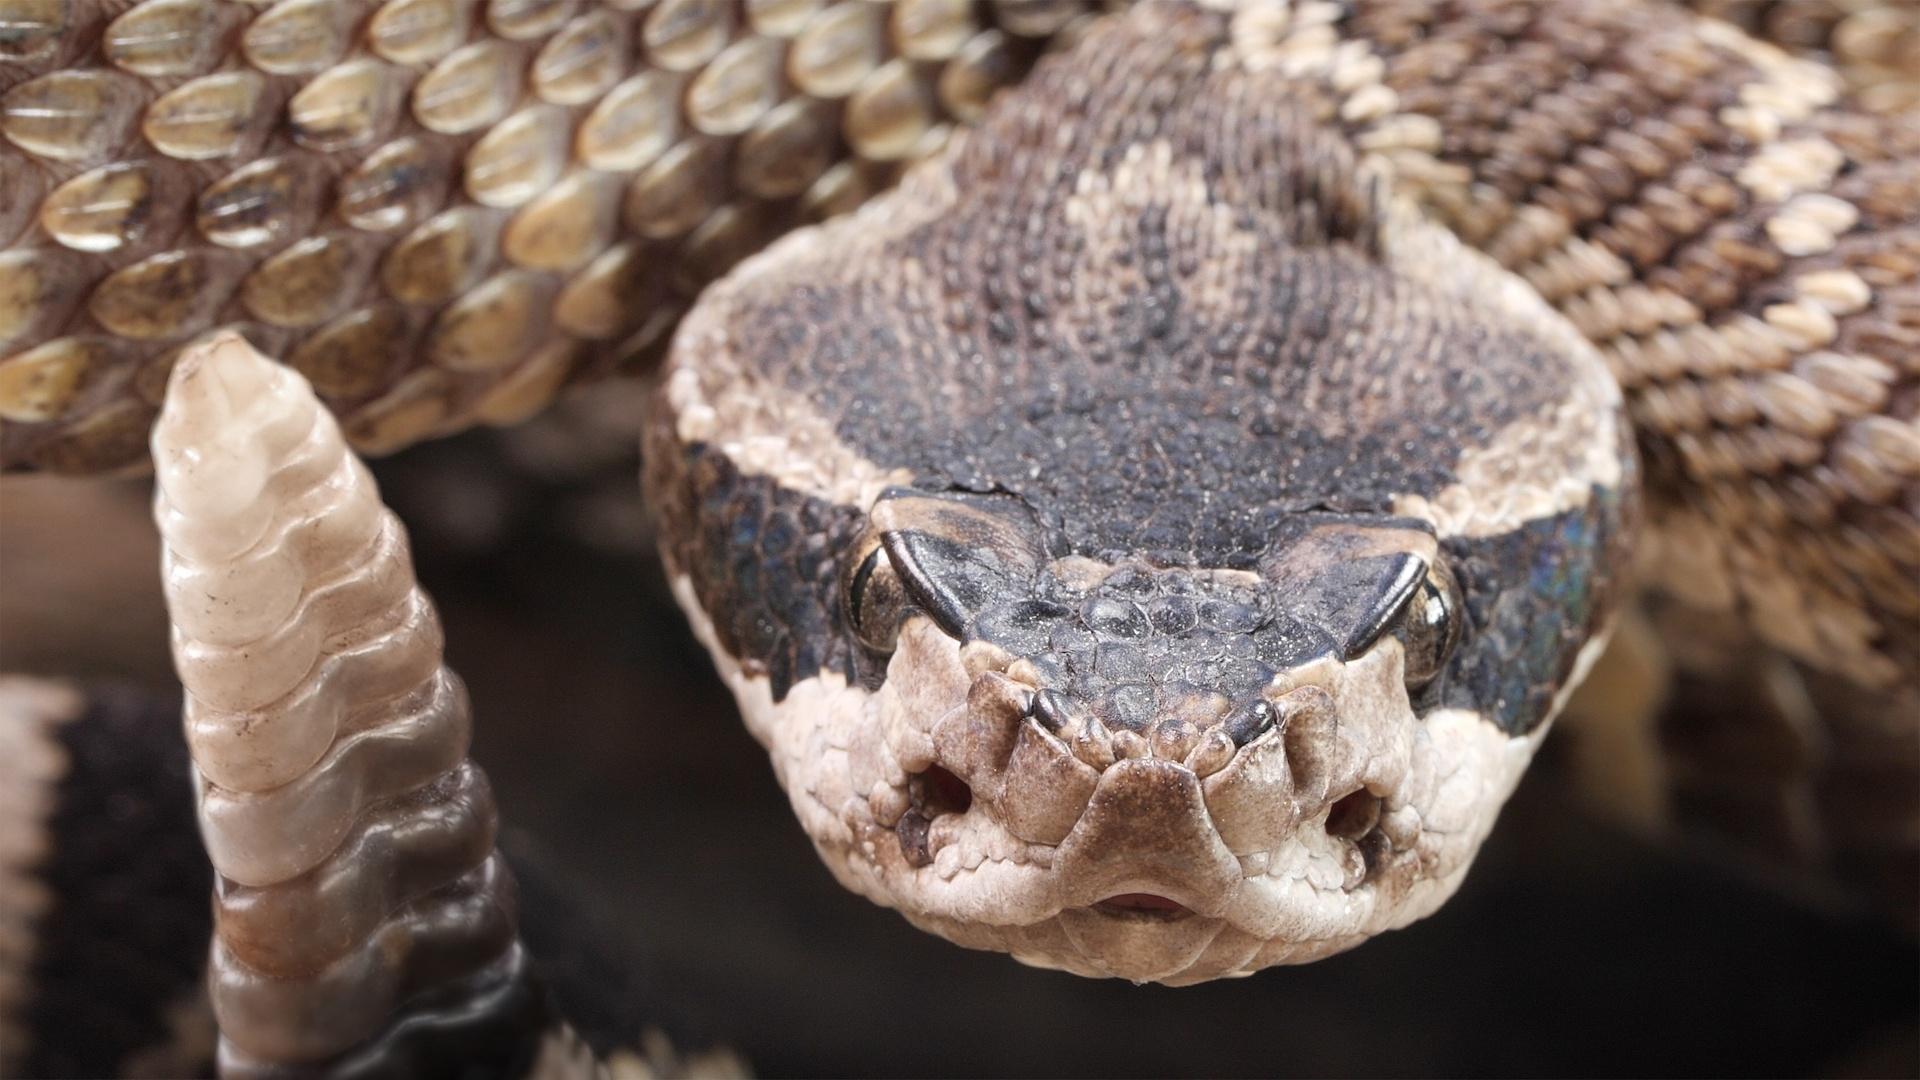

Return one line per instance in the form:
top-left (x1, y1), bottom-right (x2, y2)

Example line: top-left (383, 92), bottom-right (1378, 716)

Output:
top-left (1375, 197), bottom-right (1629, 541)
top-left (1392, 382), bottom-right (1628, 541)
top-left (664, 301), bottom-right (914, 513)
top-left (665, 570), bottom-right (873, 838)
top-left (659, 157), bottom-right (968, 512)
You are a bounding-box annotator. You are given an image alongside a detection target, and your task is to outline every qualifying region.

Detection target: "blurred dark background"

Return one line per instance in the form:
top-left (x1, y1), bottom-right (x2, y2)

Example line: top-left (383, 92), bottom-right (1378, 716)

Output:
top-left (2, 387), bottom-right (1914, 1078)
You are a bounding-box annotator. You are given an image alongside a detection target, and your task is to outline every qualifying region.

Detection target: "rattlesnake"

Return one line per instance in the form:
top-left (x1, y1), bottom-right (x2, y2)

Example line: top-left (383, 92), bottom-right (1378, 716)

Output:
top-left (0, 0), bottom-right (1914, 1074)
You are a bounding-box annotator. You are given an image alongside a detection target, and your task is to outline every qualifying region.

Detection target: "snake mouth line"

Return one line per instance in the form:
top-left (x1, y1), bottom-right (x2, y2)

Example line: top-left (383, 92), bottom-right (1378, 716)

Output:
top-left (1090, 893), bottom-right (1195, 921)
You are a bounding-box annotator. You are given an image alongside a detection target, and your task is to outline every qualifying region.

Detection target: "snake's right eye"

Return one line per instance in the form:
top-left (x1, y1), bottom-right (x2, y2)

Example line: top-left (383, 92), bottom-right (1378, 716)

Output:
top-left (1396, 558), bottom-right (1464, 690)
top-left (843, 534), bottom-right (913, 653)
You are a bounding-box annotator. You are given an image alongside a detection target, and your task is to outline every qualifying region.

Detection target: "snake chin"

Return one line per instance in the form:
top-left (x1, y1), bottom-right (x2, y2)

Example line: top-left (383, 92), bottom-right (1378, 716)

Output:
top-left (676, 575), bottom-right (1546, 985)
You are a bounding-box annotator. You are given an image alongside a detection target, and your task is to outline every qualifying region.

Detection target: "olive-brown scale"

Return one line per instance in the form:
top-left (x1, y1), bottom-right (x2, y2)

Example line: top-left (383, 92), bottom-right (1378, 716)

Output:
top-left (0, 0), bottom-right (1096, 473)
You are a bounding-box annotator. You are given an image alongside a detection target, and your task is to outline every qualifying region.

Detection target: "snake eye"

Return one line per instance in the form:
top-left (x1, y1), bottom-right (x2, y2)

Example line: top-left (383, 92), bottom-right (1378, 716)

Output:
top-left (1397, 558), bottom-right (1463, 690)
top-left (843, 533), bottom-right (914, 653)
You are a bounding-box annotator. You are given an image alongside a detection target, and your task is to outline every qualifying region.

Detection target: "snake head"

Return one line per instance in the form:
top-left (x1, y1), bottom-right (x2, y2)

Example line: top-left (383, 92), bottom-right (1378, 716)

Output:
top-left (799, 487), bottom-right (1553, 983)
top-left (643, 6), bottom-right (1636, 980)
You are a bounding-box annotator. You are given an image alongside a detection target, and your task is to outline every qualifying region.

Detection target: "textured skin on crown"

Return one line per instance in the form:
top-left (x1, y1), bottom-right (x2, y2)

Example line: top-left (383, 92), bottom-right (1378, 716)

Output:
top-left (646, 0), bottom-right (1648, 737)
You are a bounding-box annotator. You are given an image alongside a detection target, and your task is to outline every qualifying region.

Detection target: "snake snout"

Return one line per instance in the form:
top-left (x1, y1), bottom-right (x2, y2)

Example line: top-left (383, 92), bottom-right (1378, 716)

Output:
top-left (910, 645), bottom-right (1415, 885)
top-left (845, 621), bottom-right (1522, 982)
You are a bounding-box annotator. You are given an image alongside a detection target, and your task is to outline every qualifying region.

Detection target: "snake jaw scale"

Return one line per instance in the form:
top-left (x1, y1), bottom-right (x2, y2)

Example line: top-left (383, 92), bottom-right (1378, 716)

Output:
top-left (1184, 728), bottom-right (1239, 777)
top-left (959, 638), bottom-right (1019, 679)
top-left (1070, 712), bottom-right (1119, 770)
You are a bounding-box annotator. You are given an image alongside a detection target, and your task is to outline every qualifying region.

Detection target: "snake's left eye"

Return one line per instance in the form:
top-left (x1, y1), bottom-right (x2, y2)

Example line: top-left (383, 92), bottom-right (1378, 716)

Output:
top-left (842, 533), bottom-right (913, 654)
top-left (1397, 559), bottom-right (1463, 689)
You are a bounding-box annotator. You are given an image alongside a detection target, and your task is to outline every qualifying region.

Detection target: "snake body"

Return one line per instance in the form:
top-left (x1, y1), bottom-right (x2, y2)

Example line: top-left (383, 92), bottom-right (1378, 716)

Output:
top-left (0, 677), bottom-right (210, 1077)
top-left (0, 0), bottom-right (1089, 471)
top-left (0, 0), bottom-right (1916, 1071)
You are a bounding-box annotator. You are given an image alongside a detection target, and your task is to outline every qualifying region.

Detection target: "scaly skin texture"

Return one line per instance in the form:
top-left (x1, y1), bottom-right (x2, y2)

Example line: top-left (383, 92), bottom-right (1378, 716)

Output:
top-left (1688, 0), bottom-right (1920, 114)
top-left (0, 2), bottom-right (1904, 476)
top-left (646, 0), bottom-right (1918, 979)
top-left (0, 0), bottom-right (1915, 1063)
top-left (0, 676), bottom-right (212, 1079)
top-left (0, 0), bottom-right (1092, 472)
top-left (1357, 0), bottom-right (1920, 906)
top-left (1351, 0), bottom-right (1920, 691)
top-left (1320, 0), bottom-right (1919, 904)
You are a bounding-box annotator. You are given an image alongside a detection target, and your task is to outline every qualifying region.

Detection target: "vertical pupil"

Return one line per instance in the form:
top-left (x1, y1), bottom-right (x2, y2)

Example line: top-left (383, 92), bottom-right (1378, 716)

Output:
top-left (1416, 580), bottom-right (1446, 636)
top-left (847, 544), bottom-right (907, 653)
top-left (848, 548), bottom-right (884, 632)
top-left (1403, 569), bottom-right (1456, 688)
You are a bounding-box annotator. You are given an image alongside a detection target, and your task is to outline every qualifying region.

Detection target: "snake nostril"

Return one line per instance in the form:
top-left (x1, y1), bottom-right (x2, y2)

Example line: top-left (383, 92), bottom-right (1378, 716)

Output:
top-left (895, 765), bottom-right (974, 868)
top-left (1324, 788), bottom-right (1382, 841)
top-left (1325, 788), bottom-right (1392, 888)
top-left (919, 764), bottom-right (973, 817)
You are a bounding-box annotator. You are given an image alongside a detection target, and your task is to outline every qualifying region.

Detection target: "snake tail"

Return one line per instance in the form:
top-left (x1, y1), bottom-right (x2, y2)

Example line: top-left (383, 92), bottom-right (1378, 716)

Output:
top-left (151, 334), bottom-right (549, 1077)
